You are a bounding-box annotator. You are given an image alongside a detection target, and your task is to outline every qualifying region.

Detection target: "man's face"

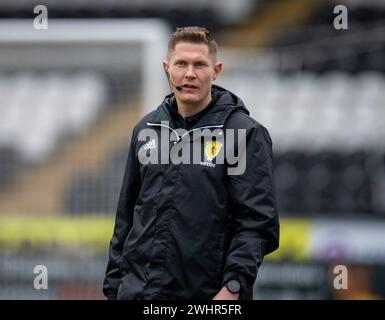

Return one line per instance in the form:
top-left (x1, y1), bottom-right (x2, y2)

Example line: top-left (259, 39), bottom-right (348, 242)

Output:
top-left (163, 42), bottom-right (222, 108)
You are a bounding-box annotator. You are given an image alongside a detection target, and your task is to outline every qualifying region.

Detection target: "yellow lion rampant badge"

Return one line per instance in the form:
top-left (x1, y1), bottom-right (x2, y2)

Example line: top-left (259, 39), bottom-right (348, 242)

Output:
top-left (205, 141), bottom-right (223, 161)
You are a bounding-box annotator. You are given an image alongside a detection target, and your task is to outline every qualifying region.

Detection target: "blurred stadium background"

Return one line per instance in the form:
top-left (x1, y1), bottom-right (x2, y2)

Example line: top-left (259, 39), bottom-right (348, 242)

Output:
top-left (1, 0), bottom-right (385, 299)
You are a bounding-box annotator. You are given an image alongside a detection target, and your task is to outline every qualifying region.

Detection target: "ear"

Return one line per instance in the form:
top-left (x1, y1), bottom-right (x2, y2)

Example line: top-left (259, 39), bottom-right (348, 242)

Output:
top-left (213, 62), bottom-right (223, 81)
top-left (163, 60), bottom-right (169, 74)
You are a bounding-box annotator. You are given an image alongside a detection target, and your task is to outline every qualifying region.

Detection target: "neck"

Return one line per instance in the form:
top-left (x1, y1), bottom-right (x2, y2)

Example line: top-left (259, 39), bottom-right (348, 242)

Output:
top-left (176, 94), bottom-right (212, 118)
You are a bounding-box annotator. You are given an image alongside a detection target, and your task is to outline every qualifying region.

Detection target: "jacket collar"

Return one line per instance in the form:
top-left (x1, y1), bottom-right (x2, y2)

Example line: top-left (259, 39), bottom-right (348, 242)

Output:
top-left (150, 84), bottom-right (249, 129)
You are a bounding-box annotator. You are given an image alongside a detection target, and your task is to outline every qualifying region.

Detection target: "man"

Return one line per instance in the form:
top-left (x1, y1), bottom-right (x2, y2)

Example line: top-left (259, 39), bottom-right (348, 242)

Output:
top-left (103, 26), bottom-right (279, 300)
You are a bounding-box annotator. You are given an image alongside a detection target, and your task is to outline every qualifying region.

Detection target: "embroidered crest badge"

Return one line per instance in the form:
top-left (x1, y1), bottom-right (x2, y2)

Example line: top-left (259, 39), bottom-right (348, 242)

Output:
top-left (205, 141), bottom-right (223, 162)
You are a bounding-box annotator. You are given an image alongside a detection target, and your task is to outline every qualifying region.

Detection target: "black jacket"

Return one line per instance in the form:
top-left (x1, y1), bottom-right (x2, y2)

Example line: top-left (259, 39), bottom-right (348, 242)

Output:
top-left (103, 85), bottom-right (279, 300)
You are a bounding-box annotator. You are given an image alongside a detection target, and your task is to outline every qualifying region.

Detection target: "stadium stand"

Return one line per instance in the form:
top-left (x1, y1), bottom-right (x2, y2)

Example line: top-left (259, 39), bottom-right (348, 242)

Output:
top-left (0, 72), bottom-right (107, 163)
top-left (1, 0), bottom-right (385, 300)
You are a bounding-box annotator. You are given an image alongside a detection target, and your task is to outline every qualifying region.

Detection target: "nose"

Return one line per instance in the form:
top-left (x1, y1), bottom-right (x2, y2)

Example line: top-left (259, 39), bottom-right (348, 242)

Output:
top-left (185, 65), bottom-right (196, 79)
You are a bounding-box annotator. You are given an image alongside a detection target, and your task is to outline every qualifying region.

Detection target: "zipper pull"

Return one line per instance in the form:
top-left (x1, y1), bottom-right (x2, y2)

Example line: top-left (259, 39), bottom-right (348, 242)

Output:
top-left (174, 137), bottom-right (181, 145)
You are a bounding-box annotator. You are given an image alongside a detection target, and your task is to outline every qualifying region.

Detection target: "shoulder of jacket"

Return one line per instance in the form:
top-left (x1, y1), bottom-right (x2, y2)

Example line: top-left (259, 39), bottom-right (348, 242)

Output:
top-left (225, 110), bottom-right (266, 131)
top-left (132, 108), bottom-right (160, 134)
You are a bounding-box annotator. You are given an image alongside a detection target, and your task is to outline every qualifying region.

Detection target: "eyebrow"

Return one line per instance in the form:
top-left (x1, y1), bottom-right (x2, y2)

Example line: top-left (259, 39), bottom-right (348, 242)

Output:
top-left (173, 58), bottom-right (209, 65)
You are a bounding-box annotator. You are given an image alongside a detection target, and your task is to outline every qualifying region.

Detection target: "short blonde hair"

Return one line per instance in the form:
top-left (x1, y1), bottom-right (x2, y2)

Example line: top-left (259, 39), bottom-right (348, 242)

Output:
top-left (167, 26), bottom-right (218, 61)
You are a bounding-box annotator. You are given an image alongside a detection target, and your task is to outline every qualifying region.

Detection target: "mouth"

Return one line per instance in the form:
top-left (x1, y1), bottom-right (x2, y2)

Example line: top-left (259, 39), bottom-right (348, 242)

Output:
top-left (182, 84), bottom-right (198, 89)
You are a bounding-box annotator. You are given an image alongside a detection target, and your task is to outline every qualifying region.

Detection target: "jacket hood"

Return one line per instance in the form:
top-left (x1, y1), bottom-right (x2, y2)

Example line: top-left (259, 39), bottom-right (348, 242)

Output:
top-left (152, 84), bottom-right (250, 127)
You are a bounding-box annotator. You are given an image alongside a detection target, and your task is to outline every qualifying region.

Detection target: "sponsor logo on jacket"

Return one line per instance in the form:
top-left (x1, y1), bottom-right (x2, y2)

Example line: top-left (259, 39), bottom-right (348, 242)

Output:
top-left (143, 139), bottom-right (157, 150)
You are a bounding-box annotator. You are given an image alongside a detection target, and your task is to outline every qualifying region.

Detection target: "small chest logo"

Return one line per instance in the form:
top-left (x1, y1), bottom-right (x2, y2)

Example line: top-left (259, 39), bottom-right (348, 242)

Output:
top-left (204, 141), bottom-right (223, 162)
top-left (143, 139), bottom-right (157, 150)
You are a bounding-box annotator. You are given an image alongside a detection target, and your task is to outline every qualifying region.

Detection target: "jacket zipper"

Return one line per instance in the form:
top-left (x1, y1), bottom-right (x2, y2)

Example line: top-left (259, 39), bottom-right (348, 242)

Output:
top-left (147, 122), bottom-right (223, 145)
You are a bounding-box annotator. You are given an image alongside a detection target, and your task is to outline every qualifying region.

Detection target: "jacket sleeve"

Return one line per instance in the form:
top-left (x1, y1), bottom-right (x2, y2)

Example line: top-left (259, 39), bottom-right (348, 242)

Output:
top-left (222, 124), bottom-right (279, 296)
top-left (103, 127), bottom-right (141, 300)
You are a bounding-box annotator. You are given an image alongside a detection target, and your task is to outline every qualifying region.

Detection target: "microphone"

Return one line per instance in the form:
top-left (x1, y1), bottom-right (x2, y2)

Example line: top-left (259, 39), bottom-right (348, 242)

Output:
top-left (172, 83), bottom-right (183, 91)
top-left (165, 70), bottom-right (182, 91)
